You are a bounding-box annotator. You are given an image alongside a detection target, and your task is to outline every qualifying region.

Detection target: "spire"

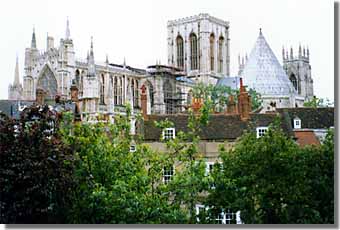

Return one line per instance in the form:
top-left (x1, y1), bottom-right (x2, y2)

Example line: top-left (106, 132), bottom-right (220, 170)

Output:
top-left (307, 46), bottom-right (309, 58)
top-left (245, 53), bottom-right (248, 62)
top-left (299, 44), bottom-right (302, 57)
top-left (14, 56), bottom-right (20, 86)
top-left (105, 54), bottom-right (109, 64)
top-left (290, 47), bottom-right (293, 59)
top-left (90, 36), bottom-right (94, 57)
top-left (123, 57), bottom-right (126, 68)
top-left (259, 28), bottom-right (262, 36)
top-left (282, 46), bottom-right (285, 60)
top-left (65, 17), bottom-right (70, 40)
top-left (238, 54), bottom-right (240, 66)
top-left (303, 46), bottom-right (306, 57)
top-left (31, 26), bottom-right (37, 49)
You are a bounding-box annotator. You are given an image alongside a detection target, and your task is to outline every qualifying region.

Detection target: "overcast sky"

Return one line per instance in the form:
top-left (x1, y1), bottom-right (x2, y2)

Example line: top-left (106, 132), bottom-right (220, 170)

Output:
top-left (0, 0), bottom-right (334, 101)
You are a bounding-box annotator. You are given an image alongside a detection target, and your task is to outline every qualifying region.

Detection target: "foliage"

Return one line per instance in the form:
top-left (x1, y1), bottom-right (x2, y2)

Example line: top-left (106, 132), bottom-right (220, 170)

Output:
top-left (61, 104), bottom-right (187, 223)
top-left (192, 82), bottom-right (262, 112)
top-left (206, 120), bottom-right (334, 224)
top-left (0, 106), bottom-right (74, 224)
top-left (303, 96), bottom-right (334, 108)
top-left (154, 101), bottom-right (213, 223)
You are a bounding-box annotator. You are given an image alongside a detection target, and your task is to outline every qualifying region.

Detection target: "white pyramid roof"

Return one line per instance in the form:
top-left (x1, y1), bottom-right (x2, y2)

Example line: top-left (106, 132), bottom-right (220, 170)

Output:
top-left (240, 30), bottom-right (296, 96)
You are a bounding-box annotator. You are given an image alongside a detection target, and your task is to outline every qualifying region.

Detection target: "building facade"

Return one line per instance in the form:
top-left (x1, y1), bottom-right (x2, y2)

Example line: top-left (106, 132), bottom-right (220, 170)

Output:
top-left (282, 45), bottom-right (314, 101)
top-left (167, 13), bottom-right (230, 85)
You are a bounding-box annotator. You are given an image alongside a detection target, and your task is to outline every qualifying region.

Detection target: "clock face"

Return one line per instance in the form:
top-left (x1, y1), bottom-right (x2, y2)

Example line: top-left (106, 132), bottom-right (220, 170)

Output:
top-left (37, 66), bottom-right (58, 99)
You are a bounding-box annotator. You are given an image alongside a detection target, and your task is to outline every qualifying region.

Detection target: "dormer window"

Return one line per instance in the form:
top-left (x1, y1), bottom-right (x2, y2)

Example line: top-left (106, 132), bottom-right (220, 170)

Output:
top-left (162, 128), bottom-right (175, 140)
top-left (293, 117), bottom-right (301, 129)
top-left (256, 127), bottom-right (268, 138)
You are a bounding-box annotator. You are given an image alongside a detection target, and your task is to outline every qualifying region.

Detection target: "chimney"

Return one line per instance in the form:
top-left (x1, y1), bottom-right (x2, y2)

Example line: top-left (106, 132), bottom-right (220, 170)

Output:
top-left (226, 95), bottom-right (237, 114)
top-left (192, 97), bottom-right (203, 113)
top-left (36, 88), bottom-right (45, 105)
top-left (140, 84), bottom-right (148, 120)
top-left (237, 78), bottom-right (251, 121)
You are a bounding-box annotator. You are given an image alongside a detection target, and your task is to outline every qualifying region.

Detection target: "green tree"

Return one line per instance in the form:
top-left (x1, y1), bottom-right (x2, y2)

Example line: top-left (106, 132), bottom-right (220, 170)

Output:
top-left (192, 82), bottom-right (262, 112)
top-left (154, 98), bottom-right (213, 223)
top-left (206, 119), bottom-right (334, 224)
top-left (61, 105), bottom-right (187, 223)
top-left (303, 96), bottom-right (334, 108)
top-left (0, 106), bottom-right (74, 223)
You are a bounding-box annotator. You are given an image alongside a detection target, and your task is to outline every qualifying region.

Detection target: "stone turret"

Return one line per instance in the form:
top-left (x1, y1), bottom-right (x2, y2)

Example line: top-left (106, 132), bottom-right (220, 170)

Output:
top-left (8, 56), bottom-right (23, 100)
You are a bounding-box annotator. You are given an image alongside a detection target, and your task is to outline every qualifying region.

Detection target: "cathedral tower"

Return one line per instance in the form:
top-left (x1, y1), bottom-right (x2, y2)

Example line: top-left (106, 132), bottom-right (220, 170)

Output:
top-left (282, 45), bottom-right (314, 101)
top-left (8, 56), bottom-right (23, 100)
top-left (167, 13), bottom-right (230, 85)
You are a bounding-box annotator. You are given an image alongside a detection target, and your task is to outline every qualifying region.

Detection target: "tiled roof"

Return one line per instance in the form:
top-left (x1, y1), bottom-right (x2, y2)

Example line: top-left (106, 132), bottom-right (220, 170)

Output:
top-left (142, 107), bottom-right (334, 141)
top-left (240, 30), bottom-right (296, 96)
top-left (276, 107), bottom-right (334, 130)
top-left (143, 113), bottom-right (280, 141)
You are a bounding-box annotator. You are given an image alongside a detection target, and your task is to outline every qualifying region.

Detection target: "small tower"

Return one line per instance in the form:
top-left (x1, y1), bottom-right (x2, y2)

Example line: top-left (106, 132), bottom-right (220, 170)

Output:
top-left (283, 44), bottom-right (314, 101)
top-left (8, 56), bottom-right (23, 100)
top-left (82, 37), bottom-right (99, 116)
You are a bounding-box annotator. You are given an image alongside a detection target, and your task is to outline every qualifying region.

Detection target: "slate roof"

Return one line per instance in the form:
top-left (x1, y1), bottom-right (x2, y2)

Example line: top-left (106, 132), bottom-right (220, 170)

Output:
top-left (240, 30), bottom-right (296, 96)
top-left (143, 113), bottom-right (280, 141)
top-left (0, 100), bottom-right (35, 119)
top-left (142, 107), bottom-right (334, 141)
top-left (276, 107), bottom-right (334, 130)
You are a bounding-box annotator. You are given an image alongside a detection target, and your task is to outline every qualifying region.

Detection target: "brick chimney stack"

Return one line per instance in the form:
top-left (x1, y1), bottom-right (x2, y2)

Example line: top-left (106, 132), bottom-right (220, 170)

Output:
top-left (226, 95), bottom-right (237, 114)
top-left (140, 84), bottom-right (148, 120)
top-left (36, 88), bottom-right (45, 105)
top-left (237, 78), bottom-right (252, 121)
top-left (192, 97), bottom-right (203, 113)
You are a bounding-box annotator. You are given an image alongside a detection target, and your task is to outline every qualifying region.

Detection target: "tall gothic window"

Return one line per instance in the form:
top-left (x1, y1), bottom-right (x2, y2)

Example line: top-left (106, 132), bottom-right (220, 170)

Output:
top-left (290, 74), bottom-right (298, 91)
top-left (190, 33), bottom-right (198, 70)
top-left (100, 74), bottom-right (105, 105)
top-left (210, 34), bottom-right (215, 71)
top-left (146, 81), bottom-right (154, 108)
top-left (163, 81), bottom-right (174, 114)
top-left (218, 36), bottom-right (224, 73)
top-left (79, 71), bottom-right (84, 97)
top-left (134, 80), bottom-right (139, 108)
top-left (114, 76), bottom-right (118, 105)
top-left (131, 79), bottom-right (135, 106)
top-left (75, 69), bottom-right (80, 86)
top-left (176, 35), bottom-right (184, 69)
top-left (119, 77), bottom-right (123, 105)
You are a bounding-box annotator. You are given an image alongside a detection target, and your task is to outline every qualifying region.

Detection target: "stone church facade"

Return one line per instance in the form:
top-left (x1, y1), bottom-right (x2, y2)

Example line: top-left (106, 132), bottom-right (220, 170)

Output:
top-left (8, 14), bottom-right (314, 118)
top-left (167, 13), bottom-right (230, 85)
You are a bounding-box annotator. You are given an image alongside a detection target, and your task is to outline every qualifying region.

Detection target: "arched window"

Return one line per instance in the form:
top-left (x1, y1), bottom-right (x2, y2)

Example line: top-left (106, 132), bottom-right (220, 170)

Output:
top-left (290, 74), bottom-right (298, 91)
top-left (109, 75), bottom-right (113, 98)
top-left (190, 33), bottom-right (198, 70)
top-left (119, 77), bottom-right (123, 105)
top-left (187, 90), bottom-right (193, 106)
top-left (79, 71), bottom-right (84, 97)
top-left (131, 79), bottom-right (135, 106)
top-left (146, 81), bottom-right (154, 108)
top-left (100, 74), bottom-right (105, 105)
top-left (114, 76), bottom-right (118, 105)
top-left (218, 36), bottom-right (224, 73)
top-left (163, 81), bottom-right (173, 114)
top-left (75, 69), bottom-right (80, 85)
top-left (210, 34), bottom-right (215, 71)
top-left (176, 35), bottom-right (184, 69)
top-left (134, 80), bottom-right (139, 108)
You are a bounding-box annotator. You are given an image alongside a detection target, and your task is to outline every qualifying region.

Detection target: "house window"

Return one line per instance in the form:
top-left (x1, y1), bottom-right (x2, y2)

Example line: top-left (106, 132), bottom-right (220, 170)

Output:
top-left (196, 205), bottom-right (237, 224)
top-left (293, 118), bottom-right (301, 129)
top-left (163, 166), bottom-right (174, 184)
top-left (163, 128), bottom-right (175, 140)
top-left (129, 145), bottom-right (136, 152)
top-left (256, 127), bottom-right (268, 138)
